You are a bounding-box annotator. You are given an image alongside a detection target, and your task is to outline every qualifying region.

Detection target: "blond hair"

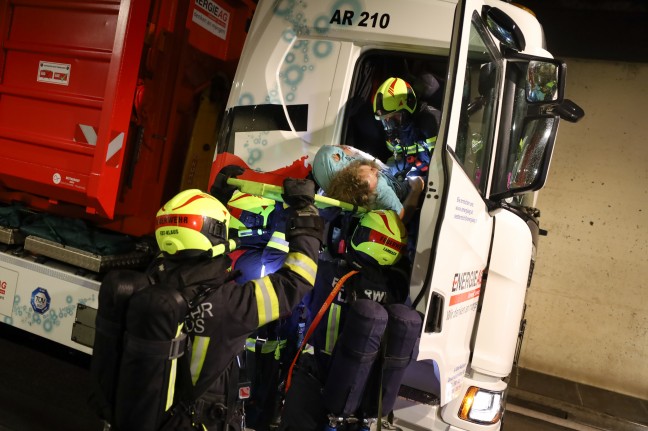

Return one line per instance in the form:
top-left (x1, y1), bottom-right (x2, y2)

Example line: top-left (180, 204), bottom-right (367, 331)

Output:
top-left (325, 159), bottom-right (379, 208)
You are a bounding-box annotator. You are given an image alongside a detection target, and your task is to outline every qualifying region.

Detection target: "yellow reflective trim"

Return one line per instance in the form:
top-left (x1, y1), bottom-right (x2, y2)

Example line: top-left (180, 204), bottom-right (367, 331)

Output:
top-left (426, 136), bottom-right (437, 145)
top-left (254, 276), bottom-right (280, 326)
top-left (166, 324), bottom-right (184, 410)
top-left (302, 344), bottom-right (314, 355)
top-left (230, 217), bottom-right (245, 230)
top-left (259, 205), bottom-right (275, 227)
top-left (244, 337), bottom-right (286, 354)
top-left (190, 335), bottom-right (210, 385)
top-left (283, 252), bottom-right (317, 285)
top-left (267, 231), bottom-right (289, 253)
top-left (228, 191), bottom-right (275, 210)
top-left (324, 304), bottom-right (342, 354)
top-left (274, 340), bottom-right (286, 360)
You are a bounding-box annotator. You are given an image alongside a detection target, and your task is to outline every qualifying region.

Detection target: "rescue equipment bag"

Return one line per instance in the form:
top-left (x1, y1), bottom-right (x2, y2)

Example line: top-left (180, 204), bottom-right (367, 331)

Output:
top-left (114, 283), bottom-right (189, 431)
top-left (322, 299), bottom-right (388, 417)
top-left (90, 265), bottom-right (242, 431)
top-left (90, 269), bottom-right (150, 423)
top-left (360, 304), bottom-right (422, 416)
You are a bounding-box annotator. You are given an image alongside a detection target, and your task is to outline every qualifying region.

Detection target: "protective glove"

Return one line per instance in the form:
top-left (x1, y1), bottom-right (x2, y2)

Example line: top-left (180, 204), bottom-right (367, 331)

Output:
top-left (210, 165), bottom-right (245, 204)
top-left (282, 178), bottom-right (316, 209)
top-left (282, 178), bottom-right (324, 242)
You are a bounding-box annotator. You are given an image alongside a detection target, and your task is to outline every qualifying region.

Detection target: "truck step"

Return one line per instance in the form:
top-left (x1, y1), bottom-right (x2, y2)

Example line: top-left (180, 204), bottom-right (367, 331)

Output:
top-left (24, 236), bottom-right (152, 273)
top-left (398, 385), bottom-right (440, 406)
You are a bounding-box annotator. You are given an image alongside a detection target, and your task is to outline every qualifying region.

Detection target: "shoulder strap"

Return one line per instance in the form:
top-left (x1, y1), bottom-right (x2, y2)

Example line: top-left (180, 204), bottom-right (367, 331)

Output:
top-left (179, 268), bottom-right (241, 309)
top-left (285, 269), bottom-right (359, 391)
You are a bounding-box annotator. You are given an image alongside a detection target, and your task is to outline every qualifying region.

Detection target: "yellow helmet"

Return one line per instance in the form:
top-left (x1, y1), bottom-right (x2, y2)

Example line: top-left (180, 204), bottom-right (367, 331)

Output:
top-left (227, 190), bottom-right (276, 231)
top-left (348, 210), bottom-right (407, 268)
top-left (155, 189), bottom-right (234, 257)
top-left (373, 77), bottom-right (417, 117)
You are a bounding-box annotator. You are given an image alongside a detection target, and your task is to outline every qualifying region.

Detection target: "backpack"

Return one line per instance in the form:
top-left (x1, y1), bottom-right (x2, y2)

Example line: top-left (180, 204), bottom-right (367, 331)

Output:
top-left (90, 264), bottom-right (243, 431)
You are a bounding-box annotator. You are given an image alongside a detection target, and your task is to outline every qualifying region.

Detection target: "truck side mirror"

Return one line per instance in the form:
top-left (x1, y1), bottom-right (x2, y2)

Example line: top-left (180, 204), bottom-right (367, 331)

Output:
top-left (526, 60), bottom-right (559, 103)
top-left (508, 117), bottom-right (556, 191)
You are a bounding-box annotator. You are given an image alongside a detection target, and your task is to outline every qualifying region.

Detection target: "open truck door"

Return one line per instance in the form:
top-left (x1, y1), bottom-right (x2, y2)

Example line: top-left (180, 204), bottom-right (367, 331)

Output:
top-left (398, 1), bottom-right (583, 429)
top-left (405, 0), bottom-right (504, 408)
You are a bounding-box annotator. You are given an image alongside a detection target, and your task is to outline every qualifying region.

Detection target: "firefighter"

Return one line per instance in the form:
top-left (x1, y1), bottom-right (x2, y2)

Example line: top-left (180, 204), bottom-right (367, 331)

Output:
top-left (209, 164), bottom-right (295, 284)
top-left (97, 178), bottom-right (324, 431)
top-left (372, 77), bottom-right (441, 180)
top-left (209, 165), bottom-right (318, 431)
top-left (279, 209), bottom-right (422, 431)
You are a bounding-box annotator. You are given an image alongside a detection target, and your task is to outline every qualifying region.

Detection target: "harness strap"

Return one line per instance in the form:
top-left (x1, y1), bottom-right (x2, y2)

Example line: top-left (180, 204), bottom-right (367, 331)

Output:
top-left (94, 314), bottom-right (122, 337)
top-left (123, 331), bottom-right (188, 360)
top-left (285, 269), bottom-right (359, 391)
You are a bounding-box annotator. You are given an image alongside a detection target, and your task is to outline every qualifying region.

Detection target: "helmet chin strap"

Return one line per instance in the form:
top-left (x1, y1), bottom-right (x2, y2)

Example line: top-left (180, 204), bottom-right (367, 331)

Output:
top-left (210, 238), bottom-right (238, 257)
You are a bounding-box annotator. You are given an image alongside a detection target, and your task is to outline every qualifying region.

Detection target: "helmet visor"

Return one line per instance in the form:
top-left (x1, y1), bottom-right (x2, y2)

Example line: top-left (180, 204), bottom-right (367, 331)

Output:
top-left (376, 111), bottom-right (405, 133)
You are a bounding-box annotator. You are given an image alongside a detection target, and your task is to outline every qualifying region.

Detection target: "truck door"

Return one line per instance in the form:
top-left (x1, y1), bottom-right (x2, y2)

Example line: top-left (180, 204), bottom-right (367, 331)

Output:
top-left (407, 0), bottom-right (504, 406)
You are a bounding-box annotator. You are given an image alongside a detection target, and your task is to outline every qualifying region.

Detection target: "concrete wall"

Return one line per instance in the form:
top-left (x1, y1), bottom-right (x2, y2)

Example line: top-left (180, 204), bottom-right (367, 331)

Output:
top-left (518, 58), bottom-right (648, 399)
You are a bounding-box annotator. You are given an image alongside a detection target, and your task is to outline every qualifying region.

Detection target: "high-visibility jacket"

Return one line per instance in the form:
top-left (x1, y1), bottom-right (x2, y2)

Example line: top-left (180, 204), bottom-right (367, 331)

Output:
top-left (147, 233), bottom-right (320, 418)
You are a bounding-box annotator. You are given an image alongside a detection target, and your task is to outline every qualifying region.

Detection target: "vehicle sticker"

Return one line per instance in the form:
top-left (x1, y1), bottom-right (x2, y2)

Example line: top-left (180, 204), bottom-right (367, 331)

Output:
top-left (451, 270), bottom-right (483, 293)
top-left (330, 9), bottom-right (391, 29)
top-left (31, 287), bottom-right (51, 315)
top-left (446, 362), bottom-right (467, 401)
top-left (0, 267), bottom-right (19, 318)
top-left (446, 270), bottom-right (483, 320)
top-left (37, 61), bottom-right (71, 86)
top-left (454, 196), bottom-right (477, 223)
top-left (12, 293), bottom-right (95, 332)
top-left (193, 0), bottom-right (230, 40)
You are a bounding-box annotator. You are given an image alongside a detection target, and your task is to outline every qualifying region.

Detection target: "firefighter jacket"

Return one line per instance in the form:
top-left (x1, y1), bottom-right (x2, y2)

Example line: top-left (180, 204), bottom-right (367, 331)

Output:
top-left (148, 233), bottom-right (320, 404)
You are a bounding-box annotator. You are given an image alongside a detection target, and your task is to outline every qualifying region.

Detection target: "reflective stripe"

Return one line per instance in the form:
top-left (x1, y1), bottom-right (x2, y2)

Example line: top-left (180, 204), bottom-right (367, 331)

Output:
top-left (229, 217), bottom-right (246, 230)
top-left (259, 205), bottom-right (275, 226)
top-left (245, 338), bottom-right (287, 354)
top-left (283, 252), bottom-right (317, 286)
top-left (267, 231), bottom-right (289, 253)
top-left (229, 191), bottom-right (275, 211)
top-left (324, 304), bottom-right (342, 355)
top-left (254, 276), bottom-right (280, 326)
top-left (166, 324), bottom-right (184, 410)
top-left (190, 335), bottom-right (210, 385)
top-left (302, 344), bottom-right (314, 355)
top-left (426, 136), bottom-right (437, 145)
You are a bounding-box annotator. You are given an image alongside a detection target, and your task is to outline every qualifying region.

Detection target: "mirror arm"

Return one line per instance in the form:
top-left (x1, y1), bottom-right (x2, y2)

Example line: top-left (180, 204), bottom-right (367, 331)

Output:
top-left (548, 99), bottom-right (585, 123)
top-left (486, 198), bottom-right (503, 213)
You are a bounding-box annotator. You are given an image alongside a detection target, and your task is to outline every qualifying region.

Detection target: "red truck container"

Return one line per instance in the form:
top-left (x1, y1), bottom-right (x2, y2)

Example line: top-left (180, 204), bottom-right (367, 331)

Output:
top-left (0, 0), bottom-right (255, 236)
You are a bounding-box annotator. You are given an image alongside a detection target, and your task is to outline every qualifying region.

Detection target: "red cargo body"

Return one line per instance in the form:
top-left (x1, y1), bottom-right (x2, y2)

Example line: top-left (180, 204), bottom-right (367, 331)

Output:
top-left (0, 0), bottom-right (254, 237)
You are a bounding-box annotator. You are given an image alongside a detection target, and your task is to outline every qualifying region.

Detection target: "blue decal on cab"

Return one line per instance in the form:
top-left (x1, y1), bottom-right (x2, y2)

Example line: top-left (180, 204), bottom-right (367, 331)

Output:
top-left (31, 287), bottom-right (51, 314)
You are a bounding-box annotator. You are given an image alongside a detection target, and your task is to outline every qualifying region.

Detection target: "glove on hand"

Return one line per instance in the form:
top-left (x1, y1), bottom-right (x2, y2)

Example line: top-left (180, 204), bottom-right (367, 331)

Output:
top-left (282, 178), bottom-right (323, 242)
top-left (282, 178), bottom-right (316, 210)
top-left (210, 165), bottom-right (245, 204)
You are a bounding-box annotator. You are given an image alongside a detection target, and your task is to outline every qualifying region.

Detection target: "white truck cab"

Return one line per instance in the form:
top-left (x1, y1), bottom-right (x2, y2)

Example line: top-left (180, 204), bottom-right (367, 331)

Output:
top-left (212, 0), bottom-right (583, 429)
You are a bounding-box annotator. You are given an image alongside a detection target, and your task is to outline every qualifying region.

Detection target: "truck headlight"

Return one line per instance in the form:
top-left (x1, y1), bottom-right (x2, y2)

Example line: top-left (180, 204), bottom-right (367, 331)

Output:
top-left (458, 386), bottom-right (504, 424)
